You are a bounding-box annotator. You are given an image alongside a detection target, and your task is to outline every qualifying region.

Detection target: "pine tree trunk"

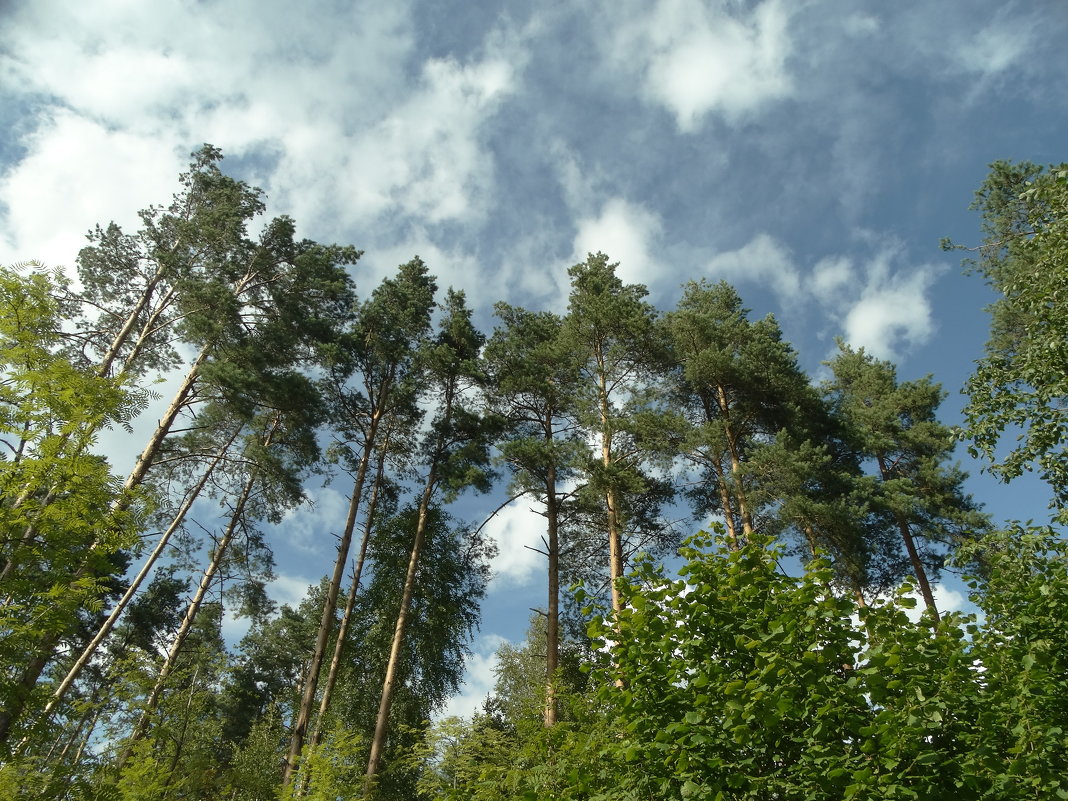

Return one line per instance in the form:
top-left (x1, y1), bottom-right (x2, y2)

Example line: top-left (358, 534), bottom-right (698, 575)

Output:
top-left (877, 456), bottom-right (940, 622)
top-left (33, 425), bottom-right (242, 734)
top-left (544, 446), bottom-right (560, 728)
top-left (118, 473), bottom-right (256, 766)
top-left (364, 468), bottom-right (437, 794)
top-left (299, 446), bottom-right (390, 796)
top-left (596, 346), bottom-right (625, 616)
top-left (94, 265), bottom-right (167, 377)
top-left (283, 421), bottom-right (380, 786)
top-left (0, 346), bottom-right (214, 745)
top-left (117, 344), bottom-right (210, 503)
top-left (716, 384), bottom-right (754, 538)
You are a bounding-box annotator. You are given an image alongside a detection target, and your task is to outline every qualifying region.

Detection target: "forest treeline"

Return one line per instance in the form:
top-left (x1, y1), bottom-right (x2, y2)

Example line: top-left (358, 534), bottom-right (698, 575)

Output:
top-left (1, 147), bottom-right (1066, 799)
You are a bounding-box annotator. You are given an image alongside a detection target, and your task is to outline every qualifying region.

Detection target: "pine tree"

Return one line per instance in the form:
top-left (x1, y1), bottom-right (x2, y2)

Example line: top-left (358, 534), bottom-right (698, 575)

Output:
top-left (284, 259), bottom-right (435, 785)
top-left (485, 303), bottom-right (585, 726)
top-left (824, 342), bottom-right (989, 620)
top-left (364, 289), bottom-right (497, 794)
top-left (560, 253), bottom-right (672, 616)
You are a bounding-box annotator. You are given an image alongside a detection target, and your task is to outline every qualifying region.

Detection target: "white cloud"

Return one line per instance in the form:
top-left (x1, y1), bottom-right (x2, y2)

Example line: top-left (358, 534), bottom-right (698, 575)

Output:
top-left (484, 500), bottom-right (549, 590)
top-left (602, 0), bottom-right (795, 130)
top-left (810, 255), bottom-right (853, 303)
top-left (438, 633), bottom-right (511, 720)
top-left (700, 235), bottom-right (939, 360)
top-left (332, 54), bottom-right (516, 229)
top-left (572, 198), bottom-right (665, 288)
top-left (1, 0), bottom-right (518, 273)
top-left (704, 233), bottom-right (800, 303)
top-left (839, 253), bottom-right (938, 361)
top-left (950, 11), bottom-right (1036, 79)
top-left (0, 111), bottom-right (184, 268)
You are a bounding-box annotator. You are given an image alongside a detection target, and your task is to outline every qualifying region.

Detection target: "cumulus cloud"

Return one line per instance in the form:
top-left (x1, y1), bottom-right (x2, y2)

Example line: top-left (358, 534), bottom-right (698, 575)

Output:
top-left (810, 255), bottom-right (853, 303)
top-left (0, 111), bottom-right (185, 267)
top-left (704, 233), bottom-right (800, 304)
top-left (572, 198), bottom-right (665, 288)
top-left (0, 0), bottom-right (518, 273)
top-left (837, 250), bottom-right (938, 360)
top-left (483, 501), bottom-right (548, 589)
top-left (329, 53), bottom-right (516, 231)
top-left (438, 633), bottom-right (511, 720)
top-left (601, 0), bottom-right (795, 130)
top-left (700, 234), bottom-right (939, 360)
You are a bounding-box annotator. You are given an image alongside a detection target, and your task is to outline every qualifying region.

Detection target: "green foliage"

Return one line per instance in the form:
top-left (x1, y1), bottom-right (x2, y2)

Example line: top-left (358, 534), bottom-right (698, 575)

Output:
top-left (0, 264), bottom-right (144, 741)
top-left (959, 161), bottom-right (1068, 522)
top-left (279, 726), bottom-right (368, 801)
top-left (956, 527), bottom-right (1068, 798)
top-left (224, 705), bottom-right (286, 801)
top-left (824, 342), bottom-right (989, 607)
top-left (559, 528), bottom-right (1068, 800)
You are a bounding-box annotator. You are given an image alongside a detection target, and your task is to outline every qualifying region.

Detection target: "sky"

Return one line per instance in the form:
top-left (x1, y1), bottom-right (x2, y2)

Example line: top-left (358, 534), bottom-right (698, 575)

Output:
top-left (3, 0), bottom-right (1067, 719)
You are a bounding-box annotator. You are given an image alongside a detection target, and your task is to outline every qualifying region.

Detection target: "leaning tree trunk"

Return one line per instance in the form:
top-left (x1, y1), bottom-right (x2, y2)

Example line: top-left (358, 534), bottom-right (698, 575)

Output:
top-left (308, 449), bottom-right (388, 746)
top-left (0, 346), bottom-right (211, 744)
top-left (364, 466), bottom-right (438, 795)
top-left (118, 472), bottom-right (257, 767)
top-left (29, 424), bottom-right (243, 739)
top-left (877, 456), bottom-right (940, 623)
top-left (283, 413), bottom-right (384, 786)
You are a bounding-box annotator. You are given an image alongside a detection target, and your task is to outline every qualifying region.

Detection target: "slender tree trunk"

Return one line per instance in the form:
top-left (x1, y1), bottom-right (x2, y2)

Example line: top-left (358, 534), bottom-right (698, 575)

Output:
top-left (160, 664), bottom-right (200, 794)
top-left (0, 651), bottom-right (50, 743)
top-left (365, 376), bottom-right (456, 795)
top-left (544, 445), bottom-right (560, 728)
top-left (364, 467), bottom-right (437, 795)
top-left (716, 384), bottom-right (754, 538)
top-left (112, 284), bottom-right (179, 378)
top-left (895, 515), bottom-right (939, 622)
top-left (283, 418), bottom-right (381, 786)
top-left (305, 447), bottom-right (389, 764)
top-left (117, 344), bottom-right (210, 502)
top-left (31, 425), bottom-right (242, 736)
top-left (0, 347), bottom-right (215, 745)
top-left (70, 706), bottom-right (102, 766)
top-left (596, 348), bottom-right (624, 616)
top-left (714, 459), bottom-right (740, 549)
top-left (118, 471), bottom-right (257, 766)
top-left (95, 265), bottom-right (167, 377)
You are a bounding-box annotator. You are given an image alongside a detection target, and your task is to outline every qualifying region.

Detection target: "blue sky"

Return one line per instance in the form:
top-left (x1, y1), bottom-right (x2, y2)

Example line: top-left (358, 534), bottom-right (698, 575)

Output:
top-left (3, 0), bottom-right (1067, 716)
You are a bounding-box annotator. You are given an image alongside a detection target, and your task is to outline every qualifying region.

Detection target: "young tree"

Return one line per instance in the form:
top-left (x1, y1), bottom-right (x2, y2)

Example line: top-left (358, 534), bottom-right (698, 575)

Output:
top-left (0, 265), bottom-right (142, 745)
